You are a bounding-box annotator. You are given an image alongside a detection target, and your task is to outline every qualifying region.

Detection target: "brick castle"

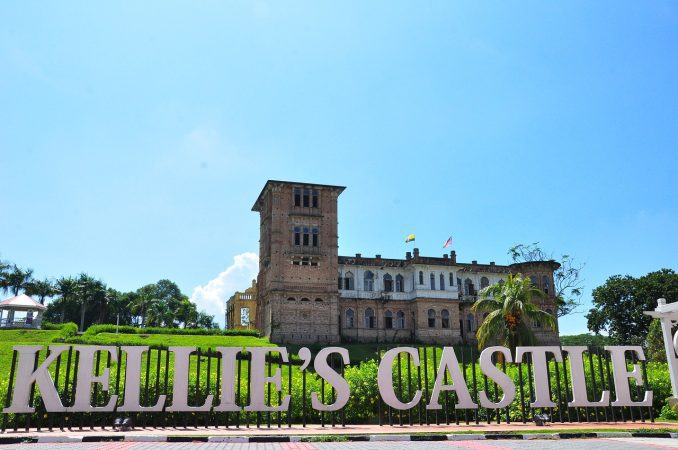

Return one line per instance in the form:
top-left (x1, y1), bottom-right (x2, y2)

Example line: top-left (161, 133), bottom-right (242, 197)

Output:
top-left (240, 180), bottom-right (559, 346)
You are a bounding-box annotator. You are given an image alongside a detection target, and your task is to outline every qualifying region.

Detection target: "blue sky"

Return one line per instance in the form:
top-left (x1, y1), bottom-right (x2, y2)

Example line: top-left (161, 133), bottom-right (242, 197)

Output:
top-left (1, 1), bottom-right (676, 333)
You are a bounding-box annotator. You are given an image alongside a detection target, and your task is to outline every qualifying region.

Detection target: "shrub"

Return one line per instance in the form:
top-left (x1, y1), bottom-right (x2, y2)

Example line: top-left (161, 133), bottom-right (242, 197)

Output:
top-left (58, 322), bottom-right (78, 340)
top-left (41, 321), bottom-right (65, 330)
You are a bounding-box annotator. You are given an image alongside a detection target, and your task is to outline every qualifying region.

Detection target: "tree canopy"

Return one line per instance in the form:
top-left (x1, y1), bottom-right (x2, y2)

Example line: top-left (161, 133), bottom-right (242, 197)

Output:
top-left (509, 242), bottom-right (584, 317)
top-left (586, 268), bottom-right (678, 346)
top-left (0, 254), bottom-right (218, 331)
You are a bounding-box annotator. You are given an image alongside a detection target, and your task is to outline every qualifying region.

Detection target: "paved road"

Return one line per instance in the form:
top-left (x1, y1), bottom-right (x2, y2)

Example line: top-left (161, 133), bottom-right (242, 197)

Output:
top-left (2, 439), bottom-right (678, 450)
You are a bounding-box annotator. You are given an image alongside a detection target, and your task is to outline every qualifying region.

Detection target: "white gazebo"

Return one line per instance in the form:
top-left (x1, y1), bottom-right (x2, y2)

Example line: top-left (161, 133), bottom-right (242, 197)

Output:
top-left (0, 294), bottom-right (47, 328)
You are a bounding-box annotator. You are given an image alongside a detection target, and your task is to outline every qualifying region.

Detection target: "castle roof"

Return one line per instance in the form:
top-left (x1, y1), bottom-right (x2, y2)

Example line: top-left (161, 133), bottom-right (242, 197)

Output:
top-left (252, 180), bottom-right (346, 212)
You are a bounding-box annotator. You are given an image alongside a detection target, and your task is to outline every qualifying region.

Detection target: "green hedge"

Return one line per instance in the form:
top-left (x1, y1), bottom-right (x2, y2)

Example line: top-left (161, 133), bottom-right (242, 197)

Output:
top-left (83, 324), bottom-right (259, 337)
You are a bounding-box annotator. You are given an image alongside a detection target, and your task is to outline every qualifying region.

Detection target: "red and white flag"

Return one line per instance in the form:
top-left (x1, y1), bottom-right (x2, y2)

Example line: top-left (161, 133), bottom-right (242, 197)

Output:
top-left (442, 236), bottom-right (453, 248)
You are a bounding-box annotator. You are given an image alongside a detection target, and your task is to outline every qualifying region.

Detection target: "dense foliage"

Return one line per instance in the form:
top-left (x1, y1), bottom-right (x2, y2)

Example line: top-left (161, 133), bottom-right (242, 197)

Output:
top-left (560, 334), bottom-right (612, 347)
top-left (473, 274), bottom-right (556, 350)
top-left (586, 269), bottom-right (678, 346)
top-left (0, 255), bottom-right (219, 331)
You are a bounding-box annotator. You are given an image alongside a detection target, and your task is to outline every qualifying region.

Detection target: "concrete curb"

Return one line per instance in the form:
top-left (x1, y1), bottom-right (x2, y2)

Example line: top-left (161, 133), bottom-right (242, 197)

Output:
top-left (1, 432), bottom-right (677, 444)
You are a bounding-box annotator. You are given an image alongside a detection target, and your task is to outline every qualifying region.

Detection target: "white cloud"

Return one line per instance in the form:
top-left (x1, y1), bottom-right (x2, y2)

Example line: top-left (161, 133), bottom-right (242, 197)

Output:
top-left (190, 252), bottom-right (259, 327)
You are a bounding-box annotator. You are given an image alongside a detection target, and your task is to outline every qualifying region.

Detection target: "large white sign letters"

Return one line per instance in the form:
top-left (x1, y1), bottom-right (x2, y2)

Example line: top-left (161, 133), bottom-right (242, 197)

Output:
top-left (2, 343), bottom-right (654, 414)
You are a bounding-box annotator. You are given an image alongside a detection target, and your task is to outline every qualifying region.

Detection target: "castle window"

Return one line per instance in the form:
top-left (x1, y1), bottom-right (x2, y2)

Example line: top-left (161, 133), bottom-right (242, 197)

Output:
top-left (383, 274), bottom-right (393, 292)
top-left (338, 273), bottom-right (343, 290)
top-left (344, 272), bottom-right (354, 290)
top-left (303, 189), bottom-right (310, 207)
top-left (315, 298), bottom-right (323, 302)
top-left (294, 188), bottom-right (301, 206)
top-left (442, 309), bottom-right (450, 328)
top-left (294, 227), bottom-right (301, 246)
top-left (345, 309), bottom-right (355, 328)
top-left (542, 276), bottom-right (549, 294)
top-left (419, 271), bottom-right (424, 285)
top-left (303, 227), bottom-right (310, 246)
top-left (464, 278), bottom-right (474, 296)
top-left (312, 190), bottom-right (319, 208)
top-left (301, 297), bottom-right (309, 302)
top-left (430, 273), bottom-right (435, 290)
top-left (396, 274), bottom-right (404, 292)
top-left (312, 228), bottom-right (319, 247)
top-left (287, 297), bottom-right (296, 301)
top-left (466, 313), bottom-right (475, 332)
top-left (396, 311), bottom-right (405, 328)
top-left (384, 310), bottom-right (393, 329)
top-left (449, 273), bottom-right (454, 287)
top-left (365, 308), bottom-right (375, 328)
top-left (440, 273), bottom-right (445, 290)
top-left (364, 271), bottom-right (374, 291)
top-left (530, 276), bottom-right (538, 287)
top-left (428, 309), bottom-right (436, 328)
top-left (457, 277), bottom-right (462, 288)
top-left (480, 277), bottom-right (489, 290)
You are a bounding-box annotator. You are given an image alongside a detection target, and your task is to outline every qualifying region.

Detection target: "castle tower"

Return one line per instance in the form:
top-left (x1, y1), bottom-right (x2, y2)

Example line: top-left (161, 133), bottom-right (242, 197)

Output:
top-left (252, 180), bottom-right (345, 344)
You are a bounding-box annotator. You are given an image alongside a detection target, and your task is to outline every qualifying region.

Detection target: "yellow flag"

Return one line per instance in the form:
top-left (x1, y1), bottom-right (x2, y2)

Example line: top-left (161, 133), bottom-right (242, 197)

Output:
top-left (405, 234), bottom-right (416, 243)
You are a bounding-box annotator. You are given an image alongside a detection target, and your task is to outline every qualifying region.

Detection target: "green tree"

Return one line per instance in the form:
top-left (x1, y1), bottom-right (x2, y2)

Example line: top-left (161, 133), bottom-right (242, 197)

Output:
top-left (25, 278), bottom-right (55, 304)
top-left (1, 265), bottom-right (34, 296)
top-left (472, 273), bottom-right (556, 350)
top-left (195, 311), bottom-right (218, 329)
top-left (509, 242), bottom-right (584, 317)
top-left (646, 319), bottom-right (667, 363)
top-left (586, 269), bottom-right (678, 346)
top-left (75, 273), bottom-right (106, 332)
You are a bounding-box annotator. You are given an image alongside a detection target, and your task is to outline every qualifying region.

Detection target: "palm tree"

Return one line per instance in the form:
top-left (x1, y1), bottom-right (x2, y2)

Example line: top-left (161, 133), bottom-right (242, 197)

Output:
top-left (75, 273), bottom-right (106, 332)
top-left (0, 258), bottom-right (10, 294)
top-left (25, 278), bottom-right (55, 304)
top-left (2, 265), bottom-right (34, 296)
top-left (54, 276), bottom-right (78, 323)
top-left (472, 273), bottom-right (556, 351)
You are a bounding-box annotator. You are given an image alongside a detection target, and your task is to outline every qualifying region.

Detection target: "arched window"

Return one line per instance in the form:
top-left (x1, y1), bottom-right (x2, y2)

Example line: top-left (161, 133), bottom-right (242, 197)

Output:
top-left (301, 297), bottom-right (310, 302)
top-left (384, 310), bottom-right (393, 329)
top-left (365, 308), bottom-right (375, 329)
top-left (287, 297), bottom-right (296, 301)
top-left (428, 309), bottom-right (436, 328)
top-left (430, 273), bottom-right (435, 290)
top-left (396, 311), bottom-right (405, 328)
top-left (449, 273), bottom-right (454, 287)
top-left (480, 277), bottom-right (489, 290)
top-left (441, 309), bottom-right (450, 328)
top-left (345, 309), bottom-right (354, 328)
top-left (419, 271), bottom-right (424, 285)
top-left (530, 276), bottom-right (538, 287)
top-left (396, 274), bottom-right (404, 292)
top-left (383, 274), bottom-right (393, 292)
top-left (542, 275), bottom-right (550, 294)
top-left (467, 313), bottom-right (475, 332)
top-left (464, 278), bottom-right (474, 296)
top-left (344, 271), bottom-right (355, 290)
top-left (439, 273), bottom-right (445, 290)
top-left (315, 298), bottom-right (323, 302)
top-left (364, 271), bottom-right (374, 291)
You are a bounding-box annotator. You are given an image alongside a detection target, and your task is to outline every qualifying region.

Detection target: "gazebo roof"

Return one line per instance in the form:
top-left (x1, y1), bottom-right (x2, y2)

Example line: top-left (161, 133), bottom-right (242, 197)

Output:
top-left (0, 294), bottom-right (47, 311)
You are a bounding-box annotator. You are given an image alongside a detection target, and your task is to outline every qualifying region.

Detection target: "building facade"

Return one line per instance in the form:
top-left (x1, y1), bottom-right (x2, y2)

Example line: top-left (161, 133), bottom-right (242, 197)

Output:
top-left (252, 180), bottom-right (559, 346)
top-left (225, 280), bottom-right (257, 330)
